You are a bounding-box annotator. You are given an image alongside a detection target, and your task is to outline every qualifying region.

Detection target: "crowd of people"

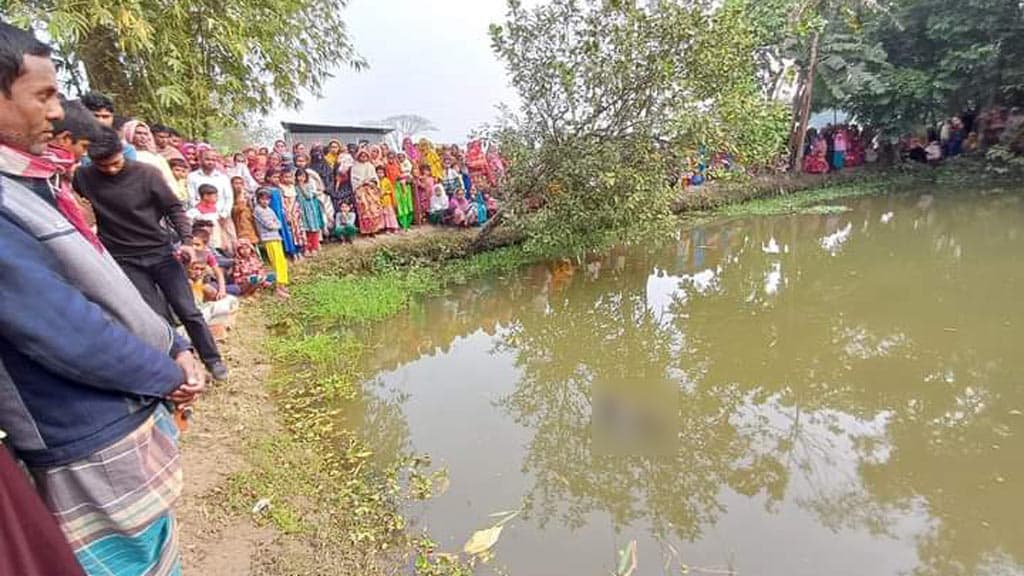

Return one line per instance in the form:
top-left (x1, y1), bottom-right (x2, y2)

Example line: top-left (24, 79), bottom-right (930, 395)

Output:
top-left (801, 108), bottom-right (1024, 173)
top-left (100, 112), bottom-right (507, 310)
top-left (0, 20), bottom-right (512, 576)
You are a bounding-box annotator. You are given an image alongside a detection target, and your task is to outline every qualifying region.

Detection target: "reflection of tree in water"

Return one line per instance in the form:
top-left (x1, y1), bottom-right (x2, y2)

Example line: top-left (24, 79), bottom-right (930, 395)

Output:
top-left (495, 247), bottom-right (788, 541)
top-left (349, 191), bottom-right (1024, 573)
top-left (666, 194), bottom-right (1024, 574)
top-left (494, 192), bottom-right (1024, 573)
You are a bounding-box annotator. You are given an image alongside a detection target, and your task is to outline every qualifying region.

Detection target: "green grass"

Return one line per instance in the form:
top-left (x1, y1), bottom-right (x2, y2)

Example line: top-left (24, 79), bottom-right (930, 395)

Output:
top-left (286, 245), bottom-right (537, 326)
top-left (716, 181), bottom-right (893, 217)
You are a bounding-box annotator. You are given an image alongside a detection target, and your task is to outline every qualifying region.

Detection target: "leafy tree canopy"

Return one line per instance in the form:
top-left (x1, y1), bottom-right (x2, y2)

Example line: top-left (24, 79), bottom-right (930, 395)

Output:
top-left (487, 0), bottom-right (790, 256)
top-left (798, 0), bottom-right (1024, 132)
top-left (3, 0), bottom-right (365, 138)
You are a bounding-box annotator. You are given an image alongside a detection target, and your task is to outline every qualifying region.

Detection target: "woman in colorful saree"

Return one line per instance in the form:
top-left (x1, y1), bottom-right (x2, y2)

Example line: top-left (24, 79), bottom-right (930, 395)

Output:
top-left (802, 135), bottom-right (830, 174)
top-left (351, 149), bottom-right (384, 235)
top-left (465, 140), bottom-right (492, 187)
top-left (417, 138), bottom-right (444, 179)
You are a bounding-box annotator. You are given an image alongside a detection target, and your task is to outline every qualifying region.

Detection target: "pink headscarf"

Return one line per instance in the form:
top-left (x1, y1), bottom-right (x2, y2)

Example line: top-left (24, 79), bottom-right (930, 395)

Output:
top-left (402, 136), bottom-right (420, 164)
top-left (121, 120), bottom-right (156, 153)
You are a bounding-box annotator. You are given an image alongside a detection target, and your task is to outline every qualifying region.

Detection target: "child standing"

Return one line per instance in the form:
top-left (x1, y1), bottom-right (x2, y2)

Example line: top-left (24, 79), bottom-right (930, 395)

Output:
top-left (295, 168), bottom-right (325, 255)
top-left (332, 202), bottom-right (358, 243)
top-left (188, 184), bottom-right (229, 251)
top-left (414, 163), bottom-right (436, 225)
top-left (377, 165), bottom-right (400, 232)
top-left (253, 188), bottom-right (290, 288)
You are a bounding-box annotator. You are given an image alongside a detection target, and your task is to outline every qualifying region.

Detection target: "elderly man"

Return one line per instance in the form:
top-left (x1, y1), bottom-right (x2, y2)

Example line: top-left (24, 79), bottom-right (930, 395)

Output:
top-left (0, 22), bottom-right (204, 575)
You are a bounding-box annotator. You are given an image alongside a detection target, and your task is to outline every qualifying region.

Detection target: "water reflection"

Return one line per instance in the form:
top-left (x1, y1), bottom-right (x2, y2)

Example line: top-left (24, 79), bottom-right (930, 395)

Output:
top-left (348, 190), bottom-right (1024, 575)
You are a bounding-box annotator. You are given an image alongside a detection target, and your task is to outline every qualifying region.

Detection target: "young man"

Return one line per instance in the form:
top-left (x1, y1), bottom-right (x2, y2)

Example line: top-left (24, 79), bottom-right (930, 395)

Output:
top-left (73, 126), bottom-right (230, 381)
top-left (186, 147), bottom-right (232, 216)
top-left (0, 22), bottom-right (204, 574)
top-left (79, 91), bottom-right (137, 162)
top-left (151, 122), bottom-right (185, 162)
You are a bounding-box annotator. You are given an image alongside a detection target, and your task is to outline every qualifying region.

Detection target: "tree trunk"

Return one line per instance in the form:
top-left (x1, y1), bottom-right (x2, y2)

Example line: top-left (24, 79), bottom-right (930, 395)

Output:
top-left (470, 207), bottom-right (507, 252)
top-left (790, 29), bottom-right (821, 174)
top-left (76, 26), bottom-right (137, 114)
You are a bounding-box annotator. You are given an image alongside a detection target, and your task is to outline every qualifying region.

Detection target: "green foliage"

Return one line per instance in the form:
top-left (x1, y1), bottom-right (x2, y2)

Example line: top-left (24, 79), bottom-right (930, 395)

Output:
top-left (5, 0), bottom-right (365, 137)
top-left (487, 0), bottom-right (792, 257)
top-left (286, 244), bottom-right (537, 325)
top-left (808, 0), bottom-right (1024, 132)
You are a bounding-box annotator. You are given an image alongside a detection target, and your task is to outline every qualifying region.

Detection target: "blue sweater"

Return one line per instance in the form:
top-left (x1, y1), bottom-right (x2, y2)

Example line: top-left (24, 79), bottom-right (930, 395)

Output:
top-left (0, 210), bottom-right (186, 468)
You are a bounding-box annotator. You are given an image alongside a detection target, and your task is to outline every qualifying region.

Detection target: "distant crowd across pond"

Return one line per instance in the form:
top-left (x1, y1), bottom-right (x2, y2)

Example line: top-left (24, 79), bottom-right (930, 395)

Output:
top-left (801, 106), bottom-right (1024, 174)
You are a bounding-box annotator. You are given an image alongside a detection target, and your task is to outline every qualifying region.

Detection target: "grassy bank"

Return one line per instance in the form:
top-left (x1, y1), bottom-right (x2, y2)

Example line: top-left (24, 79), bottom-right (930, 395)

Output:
top-left (179, 173), bottom-right (908, 575)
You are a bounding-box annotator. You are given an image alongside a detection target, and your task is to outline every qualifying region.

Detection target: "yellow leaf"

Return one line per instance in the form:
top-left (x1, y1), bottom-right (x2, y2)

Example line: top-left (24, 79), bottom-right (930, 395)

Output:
top-left (463, 525), bottom-right (503, 556)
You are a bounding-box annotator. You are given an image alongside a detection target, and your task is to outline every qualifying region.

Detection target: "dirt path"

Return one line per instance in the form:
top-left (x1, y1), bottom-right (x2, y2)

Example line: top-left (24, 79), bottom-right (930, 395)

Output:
top-left (176, 227), bottom-right (479, 575)
top-left (176, 304), bottom-right (278, 575)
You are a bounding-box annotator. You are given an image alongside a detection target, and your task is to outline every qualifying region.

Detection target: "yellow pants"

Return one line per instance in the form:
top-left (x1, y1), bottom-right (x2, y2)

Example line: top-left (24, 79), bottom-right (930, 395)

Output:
top-left (262, 240), bottom-right (289, 285)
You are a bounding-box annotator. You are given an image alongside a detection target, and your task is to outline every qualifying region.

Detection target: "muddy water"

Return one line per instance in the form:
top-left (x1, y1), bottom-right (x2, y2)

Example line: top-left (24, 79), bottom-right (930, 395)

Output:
top-left (348, 188), bottom-right (1024, 576)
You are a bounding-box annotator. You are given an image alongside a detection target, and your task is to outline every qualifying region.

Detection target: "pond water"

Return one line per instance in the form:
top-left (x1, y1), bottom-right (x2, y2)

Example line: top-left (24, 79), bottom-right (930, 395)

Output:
top-left (348, 188), bottom-right (1024, 576)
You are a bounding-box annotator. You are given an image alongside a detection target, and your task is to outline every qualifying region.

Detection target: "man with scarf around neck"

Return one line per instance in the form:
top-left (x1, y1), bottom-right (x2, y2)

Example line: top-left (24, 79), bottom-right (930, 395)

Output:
top-left (74, 126), bottom-right (231, 382)
top-left (0, 22), bottom-right (205, 575)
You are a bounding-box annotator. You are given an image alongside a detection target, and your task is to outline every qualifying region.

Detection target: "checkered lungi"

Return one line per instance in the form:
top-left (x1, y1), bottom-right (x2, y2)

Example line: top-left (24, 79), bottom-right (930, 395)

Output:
top-left (31, 405), bottom-right (183, 576)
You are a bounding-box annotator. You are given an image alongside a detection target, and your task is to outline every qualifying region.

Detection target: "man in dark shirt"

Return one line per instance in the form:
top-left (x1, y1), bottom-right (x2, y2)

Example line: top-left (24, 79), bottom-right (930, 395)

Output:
top-left (74, 127), bottom-right (229, 380)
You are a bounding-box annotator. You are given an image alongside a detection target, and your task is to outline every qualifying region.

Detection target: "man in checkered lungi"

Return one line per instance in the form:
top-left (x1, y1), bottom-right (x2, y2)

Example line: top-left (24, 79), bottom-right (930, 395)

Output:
top-left (0, 22), bottom-right (206, 576)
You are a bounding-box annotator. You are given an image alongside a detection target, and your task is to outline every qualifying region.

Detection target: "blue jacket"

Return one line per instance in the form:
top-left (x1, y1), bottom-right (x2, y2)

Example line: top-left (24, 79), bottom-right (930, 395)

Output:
top-left (0, 207), bottom-right (187, 468)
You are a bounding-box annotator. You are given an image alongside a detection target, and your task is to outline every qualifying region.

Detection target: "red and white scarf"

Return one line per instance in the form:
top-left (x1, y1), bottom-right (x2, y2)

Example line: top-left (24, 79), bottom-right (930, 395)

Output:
top-left (0, 143), bottom-right (104, 253)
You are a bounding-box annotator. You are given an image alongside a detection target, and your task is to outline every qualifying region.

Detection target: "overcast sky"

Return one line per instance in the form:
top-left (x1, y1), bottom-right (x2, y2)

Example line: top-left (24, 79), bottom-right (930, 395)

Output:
top-left (269, 0), bottom-right (519, 143)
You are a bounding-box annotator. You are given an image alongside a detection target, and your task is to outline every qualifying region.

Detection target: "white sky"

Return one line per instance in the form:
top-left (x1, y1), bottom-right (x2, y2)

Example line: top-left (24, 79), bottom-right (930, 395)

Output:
top-left (269, 0), bottom-right (519, 144)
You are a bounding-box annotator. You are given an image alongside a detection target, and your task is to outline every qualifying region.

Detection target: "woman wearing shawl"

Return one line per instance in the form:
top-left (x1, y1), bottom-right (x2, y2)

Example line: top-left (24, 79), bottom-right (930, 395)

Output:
top-left (122, 120), bottom-right (178, 191)
top-left (351, 149), bottom-right (384, 235)
top-left (295, 168), bottom-right (326, 254)
top-left (417, 138), bottom-right (444, 179)
top-left (469, 187), bottom-right (489, 226)
top-left (414, 163), bottom-right (436, 226)
top-left (369, 144), bottom-right (386, 169)
top-left (310, 146), bottom-right (336, 199)
top-left (466, 140), bottom-right (492, 188)
top-left (802, 136), bottom-right (829, 174)
top-left (402, 136), bottom-right (421, 164)
top-left (448, 188), bottom-right (477, 227)
top-left (486, 144), bottom-right (505, 185)
top-left (394, 152), bottom-right (415, 229)
top-left (181, 143), bottom-right (199, 170)
top-left (265, 170), bottom-right (300, 256)
top-left (333, 145), bottom-right (356, 211)
top-left (325, 140), bottom-right (342, 169)
top-left (227, 152), bottom-right (259, 191)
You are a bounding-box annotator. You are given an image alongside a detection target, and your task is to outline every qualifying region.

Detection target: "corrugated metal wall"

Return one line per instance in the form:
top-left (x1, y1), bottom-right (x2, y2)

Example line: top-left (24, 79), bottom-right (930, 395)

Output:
top-left (284, 131), bottom-right (390, 148)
